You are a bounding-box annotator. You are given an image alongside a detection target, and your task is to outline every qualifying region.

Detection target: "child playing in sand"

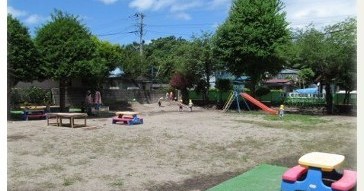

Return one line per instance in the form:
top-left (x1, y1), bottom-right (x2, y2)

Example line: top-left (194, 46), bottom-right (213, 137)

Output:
top-left (158, 97), bottom-right (163, 107)
top-left (188, 99), bottom-right (193, 112)
top-left (178, 99), bottom-right (183, 112)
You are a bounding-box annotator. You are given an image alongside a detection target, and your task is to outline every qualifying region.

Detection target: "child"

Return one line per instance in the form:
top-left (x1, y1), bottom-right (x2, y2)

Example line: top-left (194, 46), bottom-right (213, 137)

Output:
top-left (178, 99), bottom-right (183, 112)
top-left (188, 99), bottom-right (193, 112)
top-left (279, 104), bottom-right (285, 118)
top-left (85, 90), bottom-right (93, 115)
top-left (94, 90), bottom-right (102, 110)
top-left (158, 97), bottom-right (162, 107)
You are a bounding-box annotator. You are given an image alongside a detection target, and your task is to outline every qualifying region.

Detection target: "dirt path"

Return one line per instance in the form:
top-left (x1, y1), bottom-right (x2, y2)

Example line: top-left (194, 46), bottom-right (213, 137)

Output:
top-left (7, 102), bottom-right (356, 190)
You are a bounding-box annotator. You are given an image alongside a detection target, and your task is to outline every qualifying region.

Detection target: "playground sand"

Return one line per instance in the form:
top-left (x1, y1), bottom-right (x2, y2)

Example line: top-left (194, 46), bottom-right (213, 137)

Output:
top-left (7, 102), bottom-right (356, 191)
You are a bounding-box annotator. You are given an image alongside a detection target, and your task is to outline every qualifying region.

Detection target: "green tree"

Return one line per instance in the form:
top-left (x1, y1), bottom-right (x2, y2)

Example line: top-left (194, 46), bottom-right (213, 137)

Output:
top-left (213, 0), bottom-right (290, 96)
top-left (7, 14), bottom-right (46, 117)
top-left (292, 18), bottom-right (356, 113)
top-left (188, 32), bottom-right (217, 103)
top-left (326, 18), bottom-right (356, 105)
top-left (144, 36), bottom-right (188, 83)
top-left (34, 10), bottom-right (96, 111)
top-left (7, 14), bottom-right (45, 88)
top-left (83, 37), bottom-right (123, 88)
top-left (297, 68), bottom-right (315, 88)
top-left (121, 43), bottom-right (149, 82)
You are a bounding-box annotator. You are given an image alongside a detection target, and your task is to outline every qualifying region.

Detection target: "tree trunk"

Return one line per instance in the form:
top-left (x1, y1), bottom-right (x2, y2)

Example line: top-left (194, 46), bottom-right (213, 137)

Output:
top-left (59, 79), bottom-right (66, 112)
top-left (343, 90), bottom-right (351, 105)
top-left (181, 88), bottom-right (189, 105)
top-left (325, 84), bottom-right (333, 114)
top-left (205, 62), bottom-right (211, 103)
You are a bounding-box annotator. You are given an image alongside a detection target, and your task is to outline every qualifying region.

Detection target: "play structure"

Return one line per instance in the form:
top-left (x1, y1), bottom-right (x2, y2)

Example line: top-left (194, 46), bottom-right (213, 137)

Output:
top-left (112, 111), bottom-right (143, 125)
top-left (281, 152), bottom-right (357, 191)
top-left (222, 91), bottom-right (278, 115)
top-left (208, 152), bottom-right (356, 191)
top-left (241, 93), bottom-right (278, 114)
top-left (20, 106), bottom-right (47, 120)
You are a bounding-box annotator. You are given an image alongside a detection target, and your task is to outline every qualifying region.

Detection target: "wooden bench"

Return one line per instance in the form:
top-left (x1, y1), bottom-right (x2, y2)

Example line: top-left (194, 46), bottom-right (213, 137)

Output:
top-left (46, 113), bottom-right (87, 128)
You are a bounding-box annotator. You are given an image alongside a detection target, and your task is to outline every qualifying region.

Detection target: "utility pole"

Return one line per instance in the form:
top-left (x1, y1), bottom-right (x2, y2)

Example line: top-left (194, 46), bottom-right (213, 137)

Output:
top-left (133, 12), bottom-right (145, 56)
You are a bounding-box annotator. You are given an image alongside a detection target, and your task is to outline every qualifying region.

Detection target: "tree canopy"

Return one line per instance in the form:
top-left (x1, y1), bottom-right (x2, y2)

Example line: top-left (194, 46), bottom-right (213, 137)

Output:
top-left (84, 37), bottom-right (123, 88)
top-left (213, 0), bottom-right (290, 95)
top-left (287, 18), bottom-right (356, 112)
top-left (7, 14), bottom-right (45, 87)
top-left (34, 10), bottom-right (96, 110)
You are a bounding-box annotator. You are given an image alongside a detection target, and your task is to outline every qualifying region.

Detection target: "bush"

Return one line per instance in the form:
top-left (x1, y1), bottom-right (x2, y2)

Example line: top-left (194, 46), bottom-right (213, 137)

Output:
top-left (215, 79), bottom-right (232, 92)
top-left (10, 87), bottom-right (52, 107)
top-left (255, 86), bottom-right (270, 97)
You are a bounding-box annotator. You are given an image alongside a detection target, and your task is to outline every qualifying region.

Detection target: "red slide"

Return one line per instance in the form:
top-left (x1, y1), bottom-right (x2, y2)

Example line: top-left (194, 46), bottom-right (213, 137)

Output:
top-left (240, 93), bottom-right (278, 115)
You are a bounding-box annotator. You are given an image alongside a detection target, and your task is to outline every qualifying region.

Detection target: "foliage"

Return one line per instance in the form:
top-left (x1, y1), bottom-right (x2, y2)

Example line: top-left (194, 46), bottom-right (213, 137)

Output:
top-left (10, 87), bottom-right (52, 107)
top-left (284, 96), bottom-right (326, 108)
top-left (121, 43), bottom-right (149, 80)
top-left (215, 79), bottom-right (232, 92)
top-left (83, 37), bottom-right (123, 88)
top-left (290, 18), bottom-right (356, 113)
top-left (34, 10), bottom-right (96, 80)
top-left (144, 36), bottom-right (188, 83)
top-left (187, 32), bottom-right (219, 101)
top-left (255, 86), bottom-right (270, 97)
top-left (213, 0), bottom-right (290, 96)
top-left (170, 72), bottom-right (189, 89)
top-left (7, 14), bottom-right (45, 87)
top-left (297, 68), bottom-right (315, 88)
top-left (34, 10), bottom-right (96, 110)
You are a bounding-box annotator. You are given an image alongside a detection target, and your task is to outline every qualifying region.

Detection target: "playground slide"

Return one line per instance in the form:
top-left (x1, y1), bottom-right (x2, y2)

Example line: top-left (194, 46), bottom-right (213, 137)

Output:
top-left (240, 93), bottom-right (278, 115)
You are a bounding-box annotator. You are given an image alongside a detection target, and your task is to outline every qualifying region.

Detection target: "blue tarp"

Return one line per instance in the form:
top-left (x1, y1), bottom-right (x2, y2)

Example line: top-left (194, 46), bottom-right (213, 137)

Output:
top-left (294, 88), bottom-right (319, 94)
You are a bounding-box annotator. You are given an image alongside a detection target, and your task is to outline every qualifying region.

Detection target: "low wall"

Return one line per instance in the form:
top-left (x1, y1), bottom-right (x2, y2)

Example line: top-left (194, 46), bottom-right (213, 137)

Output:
top-left (61, 88), bottom-right (165, 108)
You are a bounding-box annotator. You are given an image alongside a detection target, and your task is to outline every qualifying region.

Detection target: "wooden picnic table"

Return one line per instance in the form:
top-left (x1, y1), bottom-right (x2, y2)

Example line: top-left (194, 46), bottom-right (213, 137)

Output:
top-left (47, 113), bottom-right (88, 128)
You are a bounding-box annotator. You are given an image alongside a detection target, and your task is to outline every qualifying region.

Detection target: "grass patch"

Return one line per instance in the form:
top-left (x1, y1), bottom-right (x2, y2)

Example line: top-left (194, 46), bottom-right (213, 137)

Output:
top-left (234, 113), bottom-right (328, 130)
top-left (110, 178), bottom-right (124, 187)
top-left (63, 175), bottom-right (82, 186)
top-left (263, 114), bottom-right (327, 125)
top-left (36, 164), bottom-right (64, 174)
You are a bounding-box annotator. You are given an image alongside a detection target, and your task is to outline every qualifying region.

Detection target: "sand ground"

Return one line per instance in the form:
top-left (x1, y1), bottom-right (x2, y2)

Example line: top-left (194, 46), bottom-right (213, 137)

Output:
top-left (7, 101), bottom-right (356, 191)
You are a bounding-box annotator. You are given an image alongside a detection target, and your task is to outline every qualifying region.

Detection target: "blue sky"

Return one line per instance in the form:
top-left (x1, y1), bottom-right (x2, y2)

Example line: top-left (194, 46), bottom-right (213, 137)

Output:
top-left (7, 0), bottom-right (357, 45)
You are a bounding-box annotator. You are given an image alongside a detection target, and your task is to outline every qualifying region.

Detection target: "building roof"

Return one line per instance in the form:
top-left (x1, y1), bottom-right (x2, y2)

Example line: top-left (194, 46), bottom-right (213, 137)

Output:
top-left (265, 79), bottom-right (292, 84)
top-left (280, 69), bottom-right (299, 74)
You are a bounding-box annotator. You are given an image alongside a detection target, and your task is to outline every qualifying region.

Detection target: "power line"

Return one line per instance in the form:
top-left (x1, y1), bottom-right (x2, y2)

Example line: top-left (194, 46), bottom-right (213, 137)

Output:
top-left (97, 31), bottom-right (132, 37)
top-left (130, 12), bottom-right (145, 56)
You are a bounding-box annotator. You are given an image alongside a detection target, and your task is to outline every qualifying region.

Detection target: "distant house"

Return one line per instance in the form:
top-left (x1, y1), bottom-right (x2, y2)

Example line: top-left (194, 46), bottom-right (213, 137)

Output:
top-left (263, 69), bottom-right (299, 92)
top-left (275, 69), bottom-right (299, 81)
top-left (210, 71), bottom-right (250, 89)
top-left (264, 78), bottom-right (294, 92)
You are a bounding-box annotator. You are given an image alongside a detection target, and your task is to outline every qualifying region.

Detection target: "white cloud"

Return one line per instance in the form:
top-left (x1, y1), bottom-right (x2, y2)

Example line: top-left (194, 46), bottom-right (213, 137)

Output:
top-left (129, 0), bottom-right (203, 20)
top-left (170, 1), bottom-right (203, 12)
top-left (97, 0), bottom-right (119, 5)
top-left (174, 12), bottom-right (191, 20)
top-left (152, 0), bottom-right (176, 11)
top-left (283, 0), bottom-right (356, 29)
top-left (129, 0), bottom-right (155, 11)
top-left (209, 0), bottom-right (231, 10)
top-left (7, 6), bottom-right (27, 17)
top-left (24, 14), bottom-right (47, 25)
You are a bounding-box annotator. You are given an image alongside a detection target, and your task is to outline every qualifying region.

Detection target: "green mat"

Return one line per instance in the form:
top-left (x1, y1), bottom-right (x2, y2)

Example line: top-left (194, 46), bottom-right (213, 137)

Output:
top-left (207, 164), bottom-right (287, 191)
